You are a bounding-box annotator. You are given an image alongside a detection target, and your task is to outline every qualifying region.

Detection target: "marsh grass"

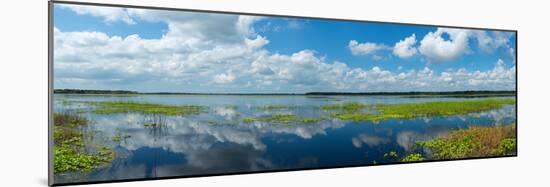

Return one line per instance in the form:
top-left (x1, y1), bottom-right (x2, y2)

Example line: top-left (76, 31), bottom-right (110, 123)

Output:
top-left (383, 151), bottom-right (398, 158)
top-left (54, 113), bottom-right (88, 128)
top-left (256, 105), bottom-right (294, 110)
top-left (401, 153), bottom-right (425, 162)
top-left (382, 151), bottom-right (426, 163)
top-left (91, 101), bottom-right (205, 116)
top-left (417, 124), bottom-right (516, 159)
top-left (53, 112), bottom-right (114, 173)
top-left (112, 132), bottom-right (131, 142)
top-left (321, 102), bottom-right (369, 112)
top-left (324, 98), bottom-right (515, 122)
top-left (243, 114), bottom-right (322, 125)
top-left (376, 98), bottom-right (515, 117)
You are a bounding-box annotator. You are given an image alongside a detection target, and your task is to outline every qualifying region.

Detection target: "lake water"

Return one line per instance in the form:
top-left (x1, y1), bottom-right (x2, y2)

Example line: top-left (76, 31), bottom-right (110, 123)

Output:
top-left (53, 94), bottom-right (516, 183)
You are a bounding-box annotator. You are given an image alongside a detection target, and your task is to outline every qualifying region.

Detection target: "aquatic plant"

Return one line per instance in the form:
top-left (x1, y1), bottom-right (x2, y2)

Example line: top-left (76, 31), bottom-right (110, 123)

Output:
top-left (54, 113), bottom-right (88, 128)
top-left (384, 151), bottom-right (399, 158)
top-left (243, 114), bottom-right (321, 125)
top-left (401, 154), bottom-right (425, 162)
top-left (492, 138), bottom-right (517, 156)
top-left (330, 112), bottom-right (387, 122)
top-left (54, 145), bottom-right (112, 173)
top-left (417, 124), bottom-right (516, 159)
top-left (327, 98), bottom-right (515, 122)
top-left (143, 123), bottom-right (161, 128)
top-left (54, 139), bottom-right (113, 174)
top-left (376, 98), bottom-right (515, 118)
top-left (92, 101), bottom-right (205, 116)
top-left (53, 112), bottom-right (114, 173)
top-left (321, 102), bottom-right (369, 112)
top-left (256, 105), bottom-right (294, 110)
top-left (112, 133), bottom-right (131, 142)
top-left (243, 118), bottom-right (257, 123)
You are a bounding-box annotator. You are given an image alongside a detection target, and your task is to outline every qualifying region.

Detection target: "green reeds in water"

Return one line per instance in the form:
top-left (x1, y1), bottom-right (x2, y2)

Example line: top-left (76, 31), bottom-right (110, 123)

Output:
top-left (243, 114), bottom-right (322, 125)
top-left (91, 101), bottom-right (205, 116)
top-left (323, 98), bottom-right (515, 122)
top-left (53, 112), bottom-right (114, 173)
top-left (379, 124), bottom-right (515, 163)
top-left (417, 124), bottom-right (516, 159)
top-left (256, 105), bottom-right (294, 110)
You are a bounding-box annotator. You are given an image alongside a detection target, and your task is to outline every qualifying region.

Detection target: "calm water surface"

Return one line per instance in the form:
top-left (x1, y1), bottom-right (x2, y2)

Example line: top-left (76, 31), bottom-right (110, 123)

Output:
top-left (53, 94), bottom-right (516, 183)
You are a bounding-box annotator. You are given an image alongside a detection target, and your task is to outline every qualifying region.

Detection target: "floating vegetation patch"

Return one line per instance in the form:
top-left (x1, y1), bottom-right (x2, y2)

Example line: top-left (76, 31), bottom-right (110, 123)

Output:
top-left (381, 151), bottom-right (426, 163)
top-left (401, 153), bottom-right (425, 162)
top-left (330, 112), bottom-right (388, 122)
top-left (417, 124), bottom-right (516, 159)
top-left (375, 124), bottom-right (516, 163)
top-left (383, 151), bottom-right (398, 158)
top-left (53, 112), bottom-right (114, 173)
top-left (143, 123), bottom-right (162, 128)
top-left (256, 105), bottom-right (294, 110)
top-left (205, 120), bottom-right (238, 126)
top-left (321, 102), bottom-right (369, 112)
top-left (91, 101), bottom-right (206, 116)
top-left (243, 114), bottom-right (322, 125)
top-left (325, 98), bottom-right (515, 122)
top-left (112, 132), bottom-right (131, 142)
top-left (54, 113), bottom-right (89, 128)
top-left (224, 105), bottom-right (238, 110)
top-left (376, 98), bottom-right (515, 118)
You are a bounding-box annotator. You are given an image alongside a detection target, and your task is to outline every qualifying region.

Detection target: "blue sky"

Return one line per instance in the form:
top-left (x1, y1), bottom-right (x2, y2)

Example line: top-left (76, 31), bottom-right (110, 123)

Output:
top-left (53, 4), bottom-right (516, 93)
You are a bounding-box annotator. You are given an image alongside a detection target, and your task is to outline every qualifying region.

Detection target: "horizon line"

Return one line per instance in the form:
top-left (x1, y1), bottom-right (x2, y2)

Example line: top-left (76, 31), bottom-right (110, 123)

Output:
top-left (53, 89), bottom-right (517, 95)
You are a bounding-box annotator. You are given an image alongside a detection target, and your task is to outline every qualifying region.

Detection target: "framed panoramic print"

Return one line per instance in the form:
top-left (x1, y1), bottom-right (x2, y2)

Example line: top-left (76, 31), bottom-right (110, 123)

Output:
top-left (48, 0), bottom-right (517, 186)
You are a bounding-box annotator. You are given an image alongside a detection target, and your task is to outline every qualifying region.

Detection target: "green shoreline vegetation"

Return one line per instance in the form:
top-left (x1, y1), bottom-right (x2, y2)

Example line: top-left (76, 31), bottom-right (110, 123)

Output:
top-left (91, 101), bottom-right (206, 116)
top-left (243, 114), bottom-right (322, 125)
top-left (323, 98), bottom-right (515, 122)
top-left (256, 105), bottom-right (295, 110)
top-left (60, 98), bottom-right (515, 126)
top-left (53, 113), bottom-right (114, 173)
top-left (112, 132), bottom-right (131, 142)
top-left (401, 153), bottom-right (425, 162)
top-left (417, 124), bottom-right (516, 159)
top-left (381, 124), bottom-right (516, 163)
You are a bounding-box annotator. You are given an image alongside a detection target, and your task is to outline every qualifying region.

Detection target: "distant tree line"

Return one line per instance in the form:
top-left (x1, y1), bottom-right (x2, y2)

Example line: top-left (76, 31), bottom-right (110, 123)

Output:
top-left (54, 89), bottom-right (516, 96)
top-left (304, 90), bottom-right (516, 96)
top-left (54, 89), bottom-right (138, 94)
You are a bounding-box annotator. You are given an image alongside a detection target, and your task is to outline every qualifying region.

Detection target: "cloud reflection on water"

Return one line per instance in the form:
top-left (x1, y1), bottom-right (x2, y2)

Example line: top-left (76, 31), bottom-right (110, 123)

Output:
top-left (53, 96), bottom-right (516, 183)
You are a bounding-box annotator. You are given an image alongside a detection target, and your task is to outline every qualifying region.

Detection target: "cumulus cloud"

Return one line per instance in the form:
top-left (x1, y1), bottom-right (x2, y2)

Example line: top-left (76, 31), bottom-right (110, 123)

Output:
top-left (55, 24), bottom-right (516, 92)
top-left (237, 16), bottom-right (264, 36)
top-left (59, 4), bottom-right (136, 24)
top-left (473, 31), bottom-right (513, 53)
top-left (214, 73), bottom-right (236, 84)
top-left (418, 28), bottom-right (514, 63)
top-left (419, 28), bottom-right (471, 62)
top-left (508, 47), bottom-right (516, 63)
top-left (348, 40), bottom-right (390, 56)
top-left (54, 5), bottom-right (516, 92)
top-left (393, 34), bottom-right (418, 58)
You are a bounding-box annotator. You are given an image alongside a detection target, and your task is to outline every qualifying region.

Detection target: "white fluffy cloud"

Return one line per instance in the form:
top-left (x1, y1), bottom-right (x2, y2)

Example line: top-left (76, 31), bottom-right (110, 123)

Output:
top-left (348, 40), bottom-right (390, 56)
top-left (418, 28), bottom-right (514, 63)
top-left (58, 4), bottom-right (136, 24)
top-left (55, 5), bottom-right (516, 92)
top-left (55, 27), bottom-right (516, 92)
top-left (473, 31), bottom-right (513, 53)
top-left (214, 73), bottom-right (236, 84)
top-left (419, 28), bottom-right (471, 62)
top-left (393, 34), bottom-right (418, 58)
